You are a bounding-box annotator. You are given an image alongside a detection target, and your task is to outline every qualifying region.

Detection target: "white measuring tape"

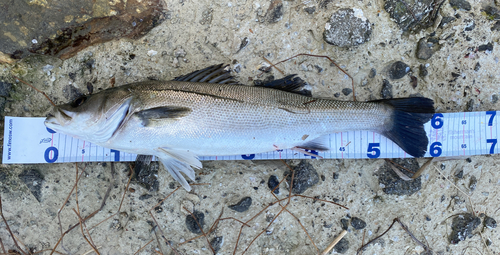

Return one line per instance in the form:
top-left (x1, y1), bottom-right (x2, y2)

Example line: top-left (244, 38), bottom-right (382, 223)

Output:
top-left (2, 111), bottom-right (497, 164)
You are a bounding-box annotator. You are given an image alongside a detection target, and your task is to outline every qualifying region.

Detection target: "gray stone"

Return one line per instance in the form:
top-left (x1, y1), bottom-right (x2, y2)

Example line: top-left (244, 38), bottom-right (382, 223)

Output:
top-left (384, 0), bottom-right (435, 31)
top-left (323, 8), bottom-right (372, 47)
top-left (134, 155), bottom-right (159, 192)
top-left (417, 38), bottom-right (435, 60)
top-left (378, 159), bottom-right (421, 196)
top-left (185, 211), bottom-right (205, 234)
top-left (381, 79), bottom-right (393, 99)
top-left (333, 238), bottom-right (349, 253)
top-left (351, 217), bottom-right (367, 230)
top-left (285, 160), bottom-right (319, 194)
top-left (228, 197), bottom-right (252, 212)
top-left (450, 0), bottom-right (472, 11)
top-left (449, 213), bottom-right (480, 244)
top-left (388, 61), bottom-right (410, 79)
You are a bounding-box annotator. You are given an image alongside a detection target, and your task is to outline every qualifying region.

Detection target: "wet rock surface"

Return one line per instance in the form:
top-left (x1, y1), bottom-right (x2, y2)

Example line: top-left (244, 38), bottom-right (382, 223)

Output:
top-left (285, 160), bottom-right (319, 194)
top-left (449, 213), bottom-right (480, 244)
top-left (323, 8), bottom-right (372, 47)
top-left (18, 169), bottom-right (44, 202)
top-left (378, 159), bottom-right (422, 196)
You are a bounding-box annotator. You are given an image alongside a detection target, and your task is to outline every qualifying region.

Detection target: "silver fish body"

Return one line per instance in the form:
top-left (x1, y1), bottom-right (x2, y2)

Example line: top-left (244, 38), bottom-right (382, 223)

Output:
top-left (45, 65), bottom-right (434, 190)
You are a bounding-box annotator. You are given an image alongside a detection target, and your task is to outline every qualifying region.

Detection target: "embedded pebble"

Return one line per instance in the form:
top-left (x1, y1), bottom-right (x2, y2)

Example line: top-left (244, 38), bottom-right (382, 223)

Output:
top-left (388, 61), bottom-right (410, 80)
top-left (341, 88), bottom-right (352, 96)
top-left (0, 81), bottom-right (12, 97)
top-left (417, 38), bottom-right (435, 60)
top-left (350, 217), bottom-right (367, 230)
top-left (285, 160), bottom-right (319, 194)
top-left (268, 175), bottom-right (280, 194)
top-left (18, 169), bottom-right (44, 202)
top-left (449, 213), bottom-right (480, 244)
top-left (381, 79), bottom-right (393, 99)
top-left (304, 6), bottom-right (316, 14)
top-left (210, 236), bottom-right (224, 253)
top-left (384, 0), bottom-right (434, 31)
top-left (323, 8), bottom-right (372, 47)
top-left (484, 216), bottom-right (497, 229)
top-left (265, 0), bottom-right (283, 23)
top-left (378, 158), bottom-right (421, 195)
top-left (454, 169), bottom-right (464, 179)
top-left (228, 197), bottom-right (252, 212)
top-left (185, 211), bottom-right (205, 234)
top-left (469, 175), bottom-right (477, 191)
top-left (419, 64), bottom-right (428, 78)
top-left (368, 68), bottom-right (376, 78)
top-left (449, 0), bottom-right (472, 11)
top-left (134, 155), bottom-right (159, 192)
top-left (333, 238), bottom-right (349, 253)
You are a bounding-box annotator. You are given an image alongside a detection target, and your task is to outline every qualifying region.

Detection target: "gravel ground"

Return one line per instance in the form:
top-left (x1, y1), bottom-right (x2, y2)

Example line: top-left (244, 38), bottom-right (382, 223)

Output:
top-left (1, 0), bottom-right (499, 254)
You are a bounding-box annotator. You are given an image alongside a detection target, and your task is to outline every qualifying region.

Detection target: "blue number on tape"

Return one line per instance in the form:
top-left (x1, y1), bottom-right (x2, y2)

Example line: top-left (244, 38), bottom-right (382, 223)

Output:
top-left (339, 147), bottom-right (345, 151)
top-left (461, 120), bottom-right (467, 125)
top-left (367, 143), bottom-right (380, 158)
top-left (487, 139), bottom-right (497, 154)
top-left (461, 144), bottom-right (467, 149)
top-left (304, 149), bottom-right (318, 159)
top-left (487, 111), bottom-right (496, 126)
top-left (44, 147), bottom-right (59, 163)
top-left (430, 142), bottom-right (442, 157)
top-left (431, 113), bottom-right (444, 129)
top-left (110, 149), bottom-right (120, 161)
top-left (241, 154), bottom-right (255, 160)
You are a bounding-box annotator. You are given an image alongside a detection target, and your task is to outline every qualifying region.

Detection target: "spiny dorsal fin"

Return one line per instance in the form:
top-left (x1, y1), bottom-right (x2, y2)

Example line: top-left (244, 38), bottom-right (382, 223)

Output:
top-left (255, 75), bottom-right (312, 97)
top-left (173, 64), bottom-right (238, 84)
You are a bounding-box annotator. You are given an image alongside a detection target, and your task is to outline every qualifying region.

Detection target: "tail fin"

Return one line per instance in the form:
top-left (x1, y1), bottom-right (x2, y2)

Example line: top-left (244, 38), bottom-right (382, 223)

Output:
top-left (377, 97), bottom-right (434, 157)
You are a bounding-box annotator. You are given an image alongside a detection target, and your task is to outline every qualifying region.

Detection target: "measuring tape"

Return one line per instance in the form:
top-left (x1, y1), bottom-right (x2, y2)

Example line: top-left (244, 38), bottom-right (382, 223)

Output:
top-left (2, 111), bottom-right (497, 164)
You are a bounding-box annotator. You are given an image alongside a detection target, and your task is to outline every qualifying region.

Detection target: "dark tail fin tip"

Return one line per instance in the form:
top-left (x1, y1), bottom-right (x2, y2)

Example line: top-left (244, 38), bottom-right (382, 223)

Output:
top-left (381, 97), bottom-right (435, 158)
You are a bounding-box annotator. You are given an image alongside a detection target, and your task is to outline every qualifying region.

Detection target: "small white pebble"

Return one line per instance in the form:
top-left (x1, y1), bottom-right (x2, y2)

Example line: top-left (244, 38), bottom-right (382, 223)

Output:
top-left (32, 39), bottom-right (38, 44)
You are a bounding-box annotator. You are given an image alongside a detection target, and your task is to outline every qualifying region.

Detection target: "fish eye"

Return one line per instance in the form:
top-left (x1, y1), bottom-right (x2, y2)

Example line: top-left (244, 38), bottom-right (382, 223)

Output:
top-left (70, 95), bottom-right (88, 107)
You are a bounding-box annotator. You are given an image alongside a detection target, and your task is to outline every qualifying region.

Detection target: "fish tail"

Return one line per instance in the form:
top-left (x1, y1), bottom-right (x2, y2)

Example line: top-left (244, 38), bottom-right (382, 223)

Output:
top-left (378, 97), bottom-right (435, 157)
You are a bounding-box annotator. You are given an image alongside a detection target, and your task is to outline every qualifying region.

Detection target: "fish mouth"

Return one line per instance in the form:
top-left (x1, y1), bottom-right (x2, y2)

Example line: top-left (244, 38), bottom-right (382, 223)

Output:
top-left (44, 108), bottom-right (74, 127)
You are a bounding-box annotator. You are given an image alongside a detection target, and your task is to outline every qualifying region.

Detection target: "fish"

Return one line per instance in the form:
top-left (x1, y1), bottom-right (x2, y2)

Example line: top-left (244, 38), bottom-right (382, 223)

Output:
top-left (44, 64), bottom-right (435, 191)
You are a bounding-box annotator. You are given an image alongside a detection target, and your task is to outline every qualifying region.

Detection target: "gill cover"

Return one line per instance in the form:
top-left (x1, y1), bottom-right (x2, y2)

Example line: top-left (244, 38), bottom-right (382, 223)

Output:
top-left (92, 97), bottom-right (133, 143)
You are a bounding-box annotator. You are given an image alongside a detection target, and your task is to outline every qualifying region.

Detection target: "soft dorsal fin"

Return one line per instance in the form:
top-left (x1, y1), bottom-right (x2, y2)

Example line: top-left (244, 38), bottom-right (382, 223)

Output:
top-left (255, 75), bottom-right (312, 97)
top-left (173, 64), bottom-right (238, 84)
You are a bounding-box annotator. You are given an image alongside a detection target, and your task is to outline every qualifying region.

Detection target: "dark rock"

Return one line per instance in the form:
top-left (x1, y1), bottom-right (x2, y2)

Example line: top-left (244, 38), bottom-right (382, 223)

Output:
top-left (333, 237), bottom-right (349, 253)
top-left (185, 211), bottom-right (205, 234)
top-left (199, 8), bottom-right (213, 25)
top-left (0, 81), bottom-right (12, 97)
top-left (482, 6), bottom-right (500, 20)
top-left (304, 6), bottom-right (316, 14)
top-left (492, 21), bottom-right (500, 31)
top-left (419, 64), bottom-right (428, 78)
top-left (351, 217), bottom-right (367, 230)
top-left (474, 62), bottom-right (481, 72)
top-left (449, 213), bottom-right (481, 244)
top-left (334, 92), bottom-right (341, 98)
top-left (285, 160), bottom-right (319, 194)
top-left (384, 0), bottom-right (435, 31)
top-left (449, 0), bottom-right (472, 11)
top-left (18, 169), bottom-right (44, 202)
top-left (466, 99), bottom-right (474, 112)
top-left (454, 169), bottom-right (464, 179)
top-left (381, 79), bottom-right (393, 99)
top-left (342, 88), bottom-right (352, 96)
top-left (478, 43), bottom-right (493, 52)
top-left (228, 197), bottom-right (252, 212)
top-left (469, 175), bottom-right (477, 191)
top-left (484, 216), bottom-right (497, 229)
top-left (268, 175), bottom-right (280, 194)
top-left (323, 8), bottom-right (372, 47)
top-left (139, 194), bottom-right (153, 200)
top-left (368, 68), bottom-right (376, 78)
top-left (340, 218), bottom-right (349, 230)
top-left (210, 236), bottom-right (223, 253)
top-left (378, 159), bottom-right (422, 196)
top-left (266, 0), bottom-right (284, 23)
top-left (134, 155), bottom-right (159, 192)
top-left (440, 16), bottom-right (456, 28)
top-left (425, 215), bottom-right (432, 221)
top-left (321, 174), bottom-right (325, 181)
top-left (62, 85), bottom-right (83, 101)
top-left (464, 20), bottom-right (475, 31)
top-left (388, 61), bottom-right (410, 79)
top-left (237, 37), bottom-right (249, 53)
top-left (417, 38), bottom-right (435, 60)
top-left (492, 94), bottom-right (499, 104)
top-left (333, 172), bottom-right (339, 179)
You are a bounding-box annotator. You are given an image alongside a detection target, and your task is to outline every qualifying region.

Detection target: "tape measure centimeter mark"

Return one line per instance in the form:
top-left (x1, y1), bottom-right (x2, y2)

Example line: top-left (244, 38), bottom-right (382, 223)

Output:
top-left (2, 111), bottom-right (498, 164)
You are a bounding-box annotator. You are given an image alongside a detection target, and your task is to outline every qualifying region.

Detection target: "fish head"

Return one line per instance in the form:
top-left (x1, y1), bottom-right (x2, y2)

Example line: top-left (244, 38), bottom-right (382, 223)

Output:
top-left (44, 88), bottom-right (133, 143)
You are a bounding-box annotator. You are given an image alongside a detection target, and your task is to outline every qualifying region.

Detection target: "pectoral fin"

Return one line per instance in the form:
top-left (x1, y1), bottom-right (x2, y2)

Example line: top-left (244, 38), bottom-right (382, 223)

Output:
top-left (136, 106), bottom-right (192, 126)
top-left (156, 148), bottom-right (202, 191)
